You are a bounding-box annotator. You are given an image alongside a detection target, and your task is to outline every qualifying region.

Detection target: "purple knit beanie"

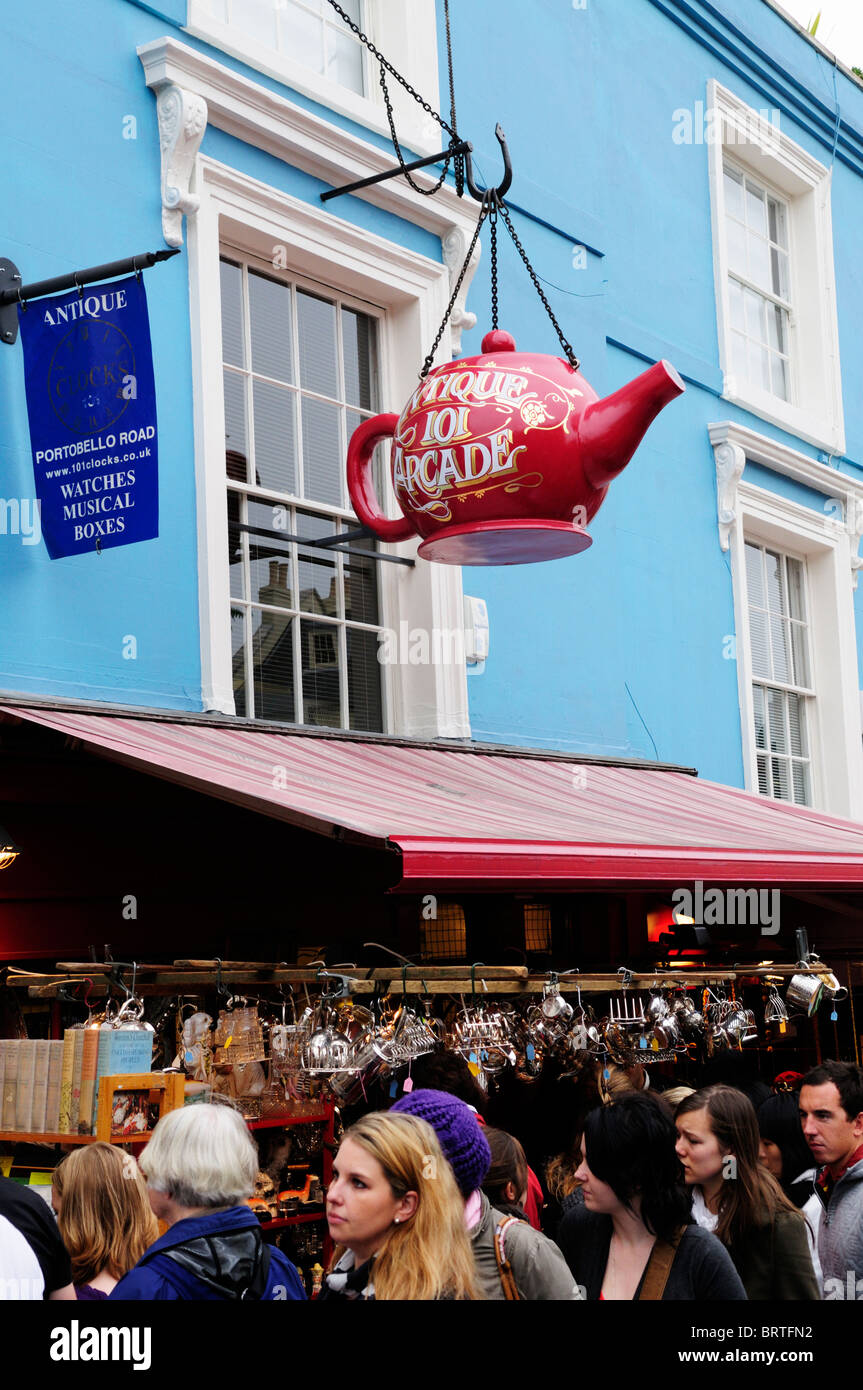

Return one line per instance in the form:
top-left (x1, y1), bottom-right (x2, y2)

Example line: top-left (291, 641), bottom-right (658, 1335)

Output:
top-left (391, 1088), bottom-right (491, 1197)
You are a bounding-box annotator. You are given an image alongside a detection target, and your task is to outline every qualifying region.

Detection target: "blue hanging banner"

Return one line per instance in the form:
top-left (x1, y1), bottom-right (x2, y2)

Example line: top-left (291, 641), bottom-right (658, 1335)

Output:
top-left (17, 275), bottom-right (159, 558)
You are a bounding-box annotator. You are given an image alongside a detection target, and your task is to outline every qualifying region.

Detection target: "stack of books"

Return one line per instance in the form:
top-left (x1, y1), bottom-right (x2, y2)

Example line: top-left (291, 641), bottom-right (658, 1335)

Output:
top-left (0, 1028), bottom-right (154, 1135)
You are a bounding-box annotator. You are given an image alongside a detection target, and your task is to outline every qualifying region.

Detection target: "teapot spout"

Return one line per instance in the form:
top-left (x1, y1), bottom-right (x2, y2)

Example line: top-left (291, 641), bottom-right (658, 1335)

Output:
top-left (579, 359), bottom-right (685, 491)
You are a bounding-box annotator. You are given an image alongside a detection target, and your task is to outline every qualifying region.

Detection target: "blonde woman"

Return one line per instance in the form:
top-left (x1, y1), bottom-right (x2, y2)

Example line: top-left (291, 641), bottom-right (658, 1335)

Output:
top-left (52, 1143), bottom-right (158, 1300)
top-left (321, 1111), bottom-right (478, 1300)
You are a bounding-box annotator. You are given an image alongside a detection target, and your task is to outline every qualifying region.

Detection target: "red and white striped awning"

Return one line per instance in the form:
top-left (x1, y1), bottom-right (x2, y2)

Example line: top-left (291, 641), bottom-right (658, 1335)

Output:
top-left (6, 704), bottom-right (863, 890)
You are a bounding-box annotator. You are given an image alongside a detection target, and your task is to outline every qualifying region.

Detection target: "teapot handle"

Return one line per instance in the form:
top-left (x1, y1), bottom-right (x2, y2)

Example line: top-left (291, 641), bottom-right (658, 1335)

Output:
top-left (346, 413), bottom-right (417, 543)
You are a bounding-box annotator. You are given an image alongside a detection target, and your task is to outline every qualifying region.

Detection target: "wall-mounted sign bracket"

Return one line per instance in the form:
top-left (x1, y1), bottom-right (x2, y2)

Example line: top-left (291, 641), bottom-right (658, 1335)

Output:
top-left (320, 139), bottom-right (472, 203)
top-left (0, 248), bottom-right (180, 346)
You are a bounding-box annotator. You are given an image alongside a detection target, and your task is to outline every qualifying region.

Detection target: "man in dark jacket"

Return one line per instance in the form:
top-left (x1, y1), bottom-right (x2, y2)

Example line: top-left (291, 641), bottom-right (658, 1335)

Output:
top-left (110, 1102), bottom-right (305, 1301)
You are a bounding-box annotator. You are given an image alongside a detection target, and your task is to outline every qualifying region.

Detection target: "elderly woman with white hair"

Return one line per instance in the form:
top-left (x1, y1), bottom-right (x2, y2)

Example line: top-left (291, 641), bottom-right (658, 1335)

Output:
top-left (110, 1102), bottom-right (305, 1301)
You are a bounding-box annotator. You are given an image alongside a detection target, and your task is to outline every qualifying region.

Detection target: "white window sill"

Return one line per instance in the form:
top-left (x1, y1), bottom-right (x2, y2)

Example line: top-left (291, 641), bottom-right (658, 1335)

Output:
top-left (721, 376), bottom-right (845, 457)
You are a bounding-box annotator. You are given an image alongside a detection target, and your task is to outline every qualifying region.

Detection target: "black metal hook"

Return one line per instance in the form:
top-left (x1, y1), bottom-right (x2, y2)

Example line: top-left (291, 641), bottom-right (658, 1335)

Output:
top-left (463, 123), bottom-right (512, 204)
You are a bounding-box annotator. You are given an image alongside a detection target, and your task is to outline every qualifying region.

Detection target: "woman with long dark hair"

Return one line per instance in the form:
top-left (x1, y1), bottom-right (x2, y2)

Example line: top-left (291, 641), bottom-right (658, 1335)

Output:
top-left (558, 1092), bottom-right (745, 1300)
top-left (675, 1085), bottom-right (819, 1300)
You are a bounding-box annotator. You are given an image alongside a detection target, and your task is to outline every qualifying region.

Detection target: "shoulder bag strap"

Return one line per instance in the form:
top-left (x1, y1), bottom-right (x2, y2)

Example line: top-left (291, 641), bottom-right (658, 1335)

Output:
top-left (493, 1216), bottom-right (522, 1301)
top-left (637, 1225), bottom-right (687, 1302)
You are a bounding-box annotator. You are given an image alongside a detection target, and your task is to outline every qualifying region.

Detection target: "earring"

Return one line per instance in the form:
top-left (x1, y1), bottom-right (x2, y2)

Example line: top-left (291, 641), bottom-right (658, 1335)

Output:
top-left (394, 1217), bottom-right (401, 1224)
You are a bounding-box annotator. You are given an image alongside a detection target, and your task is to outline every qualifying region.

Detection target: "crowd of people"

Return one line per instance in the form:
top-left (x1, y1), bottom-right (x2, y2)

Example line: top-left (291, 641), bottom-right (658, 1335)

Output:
top-left (1, 1056), bottom-right (861, 1301)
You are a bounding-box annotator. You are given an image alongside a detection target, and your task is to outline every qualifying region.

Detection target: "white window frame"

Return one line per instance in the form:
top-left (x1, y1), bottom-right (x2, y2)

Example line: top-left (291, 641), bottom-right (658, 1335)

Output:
top-left (190, 154), bottom-right (470, 738)
top-left (185, 0), bottom-right (441, 156)
top-left (710, 420), bottom-right (863, 818)
top-left (708, 79), bottom-right (845, 455)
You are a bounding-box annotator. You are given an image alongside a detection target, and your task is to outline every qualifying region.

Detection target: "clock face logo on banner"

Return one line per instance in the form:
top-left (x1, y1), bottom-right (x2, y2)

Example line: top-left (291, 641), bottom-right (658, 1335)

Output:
top-left (48, 319), bottom-right (135, 434)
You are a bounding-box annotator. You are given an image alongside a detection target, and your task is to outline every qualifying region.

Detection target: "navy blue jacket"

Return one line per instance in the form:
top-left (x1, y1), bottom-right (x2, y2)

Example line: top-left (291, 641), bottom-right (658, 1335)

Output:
top-left (109, 1206), bottom-right (306, 1301)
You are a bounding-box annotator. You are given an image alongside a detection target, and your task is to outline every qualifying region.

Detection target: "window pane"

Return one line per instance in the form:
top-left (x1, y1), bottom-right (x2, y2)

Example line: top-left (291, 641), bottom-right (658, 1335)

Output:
top-left (770, 354), bottom-right (789, 401)
top-left (224, 371), bottom-right (248, 479)
top-left (344, 543), bottom-right (379, 625)
top-left (743, 287), bottom-right (763, 341)
top-left (749, 609), bottom-right (771, 678)
top-left (253, 379), bottom-right (297, 493)
top-left (786, 557), bottom-right (806, 621)
top-left (748, 235), bottom-right (771, 293)
top-left (297, 291), bottom-right (338, 398)
top-left (247, 498), bottom-right (295, 607)
top-left (767, 304), bottom-right (786, 353)
top-left (253, 608), bottom-right (296, 723)
top-left (342, 309), bottom-right (376, 410)
top-left (757, 753), bottom-right (770, 796)
top-left (296, 511), bottom-right (338, 615)
top-left (730, 330), bottom-right (748, 379)
top-left (727, 220), bottom-right (747, 277)
top-left (771, 756), bottom-right (790, 800)
top-left (749, 340), bottom-right (771, 393)
top-left (768, 197), bottom-right (788, 250)
top-left (752, 684), bottom-right (767, 749)
top-left (326, 26), bottom-right (364, 93)
top-left (770, 247), bottom-right (789, 300)
top-left (231, 608), bottom-right (247, 717)
top-left (279, 2), bottom-right (324, 69)
top-left (767, 688), bottom-right (787, 752)
top-left (220, 261), bottom-right (245, 367)
top-left (770, 615), bottom-right (790, 682)
top-left (765, 551), bottom-right (785, 613)
top-left (792, 761), bottom-right (810, 805)
top-left (301, 396), bottom-right (343, 505)
top-left (724, 164), bottom-right (745, 222)
top-left (745, 179), bottom-right (767, 237)
top-left (231, 0), bottom-right (277, 45)
top-left (745, 542), bottom-right (764, 606)
top-left (249, 271), bottom-right (293, 383)
top-left (228, 491), bottom-right (244, 597)
top-left (728, 279), bottom-right (745, 333)
top-left (787, 692), bottom-right (807, 758)
top-left (347, 627), bottom-right (384, 731)
top-left (301, 618), bottom-right (341, 726)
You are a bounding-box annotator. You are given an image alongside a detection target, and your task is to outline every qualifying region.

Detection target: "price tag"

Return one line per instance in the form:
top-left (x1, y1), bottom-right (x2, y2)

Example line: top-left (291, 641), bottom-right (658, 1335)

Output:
top-left (402, 1076), bottom-right (414, 1093)
top-left (831, 1009), bottom-right (838, 1022)
top-left (0, 1156), bottom-right (12, 1178)
top-left (526, 1043), bottom-right (536, 1061)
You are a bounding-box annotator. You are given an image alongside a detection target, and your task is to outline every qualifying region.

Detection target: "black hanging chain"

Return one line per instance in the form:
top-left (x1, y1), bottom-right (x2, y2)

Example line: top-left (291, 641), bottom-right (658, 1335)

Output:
top-left (380, 65), bottom-right (451, 196)
top-left (444, 0), bottom-right (464, 197)
top-left (420, 198), bottom-right (491, 378)
top-left (489, 196), bottom-right (499, 330)
top-left (496, 199), bottom-right (579, 370)
top-left (325, 0), bottom-right (464, 197)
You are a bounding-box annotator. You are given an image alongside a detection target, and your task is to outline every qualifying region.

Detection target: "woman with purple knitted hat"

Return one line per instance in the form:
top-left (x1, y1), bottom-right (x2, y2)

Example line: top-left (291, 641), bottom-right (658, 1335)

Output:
top-left (392, 1089), bottom-right (582, 1300)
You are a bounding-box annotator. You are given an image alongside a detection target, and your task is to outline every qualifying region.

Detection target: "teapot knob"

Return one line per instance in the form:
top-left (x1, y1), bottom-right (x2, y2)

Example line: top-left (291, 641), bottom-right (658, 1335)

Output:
top-left (481, 328), bottom-right (516, 353)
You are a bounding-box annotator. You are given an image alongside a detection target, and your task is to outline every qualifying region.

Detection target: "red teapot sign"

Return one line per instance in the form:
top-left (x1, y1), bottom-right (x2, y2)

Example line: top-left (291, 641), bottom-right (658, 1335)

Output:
top-left (347, 329), bottom-right (684, 565)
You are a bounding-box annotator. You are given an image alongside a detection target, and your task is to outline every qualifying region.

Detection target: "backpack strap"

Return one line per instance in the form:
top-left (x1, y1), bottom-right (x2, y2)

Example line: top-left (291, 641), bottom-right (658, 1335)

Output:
top-left (160, 1234), bottom-right (271, 1300)
top-left (637, 1225), bottom-right (686, 1302)
top-left (493, 1216), bottom-right (522, 1301)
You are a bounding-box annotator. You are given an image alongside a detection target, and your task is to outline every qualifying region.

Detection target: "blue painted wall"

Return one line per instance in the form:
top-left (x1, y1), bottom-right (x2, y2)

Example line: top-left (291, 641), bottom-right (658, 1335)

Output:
top-left (444, 0), bottom-right (863, 781)
top-left (3, 0), bottom-right (863, 796)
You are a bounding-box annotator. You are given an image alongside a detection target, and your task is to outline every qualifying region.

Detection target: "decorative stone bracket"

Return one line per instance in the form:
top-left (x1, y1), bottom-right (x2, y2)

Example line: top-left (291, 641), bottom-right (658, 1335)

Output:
top-left (713, 439), bottom-right (746, 552)
top-left (442, 223), bottom-right (480, 356)
top-left (155, 84), bottom-right (208, 248)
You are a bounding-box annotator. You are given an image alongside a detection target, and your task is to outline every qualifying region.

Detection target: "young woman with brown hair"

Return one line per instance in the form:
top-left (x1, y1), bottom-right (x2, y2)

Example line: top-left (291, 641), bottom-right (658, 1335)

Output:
top-left (321, 1110), bottom-right (478, 1301)
top-left (675, 1084), bottom-right (819, 1300)
top-left (52, 1143), bottom-right (158, 1299)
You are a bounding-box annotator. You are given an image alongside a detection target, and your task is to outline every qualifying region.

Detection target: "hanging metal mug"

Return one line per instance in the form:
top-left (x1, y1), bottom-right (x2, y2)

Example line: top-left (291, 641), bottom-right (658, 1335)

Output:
top-left (818, 972), bottom-right (848, 1003)
top-left (786, 973), bottom-right (824, 1017)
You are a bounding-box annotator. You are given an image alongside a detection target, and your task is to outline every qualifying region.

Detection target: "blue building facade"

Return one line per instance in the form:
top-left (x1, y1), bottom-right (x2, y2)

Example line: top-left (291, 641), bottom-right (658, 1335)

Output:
top-left (3, 0), bottom-right (863, 822)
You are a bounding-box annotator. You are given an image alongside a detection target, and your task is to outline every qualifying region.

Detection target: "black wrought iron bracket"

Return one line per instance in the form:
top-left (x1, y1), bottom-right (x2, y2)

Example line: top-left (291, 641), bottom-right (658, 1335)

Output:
top-left (237, 521), bottom-right (415, 567)
top-left (0, 248), bottom-right (180, 346)
top-left (320, 139), bottom-right (472, 202)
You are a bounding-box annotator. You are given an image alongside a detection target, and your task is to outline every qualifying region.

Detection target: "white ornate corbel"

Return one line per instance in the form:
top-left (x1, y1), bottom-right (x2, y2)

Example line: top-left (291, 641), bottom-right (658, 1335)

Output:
top-left (155, 84), bottom-right (208, 248)
top-left (442, 224), bottom-right (481, 356)
top-left (712, 439), bottom-right (746, 551)
top-left (844, 493), bottom-right (863, 589)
